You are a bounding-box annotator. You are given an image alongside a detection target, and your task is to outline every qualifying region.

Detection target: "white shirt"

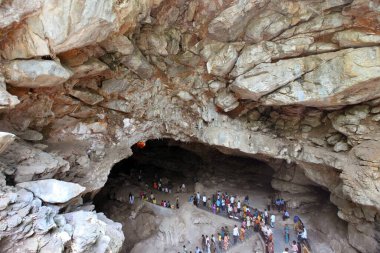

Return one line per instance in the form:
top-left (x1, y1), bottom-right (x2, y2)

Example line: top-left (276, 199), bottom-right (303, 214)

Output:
top-left (301, 228), bottom-right (307, 239)
top-left (203, 196), bottom-right (207, 202)
top-left (237, 201), bottom-right (241, 208)
top-left (270, 214), bottom-right (276, 222)
top-left (230, 196), bottom-right (235, 203)
top-left (233, 227), bottom-right (239, 236)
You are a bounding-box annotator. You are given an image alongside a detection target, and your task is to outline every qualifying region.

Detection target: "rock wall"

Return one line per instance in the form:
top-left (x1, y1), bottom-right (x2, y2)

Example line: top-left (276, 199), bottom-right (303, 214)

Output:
top-left (0, 0), bottom-right (380, 252)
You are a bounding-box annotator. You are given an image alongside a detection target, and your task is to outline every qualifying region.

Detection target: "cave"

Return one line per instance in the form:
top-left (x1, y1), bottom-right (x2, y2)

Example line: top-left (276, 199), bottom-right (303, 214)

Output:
top-left (94, 139), bottom-right (343, 253)
top-left (1, 1), bottom-right (380, 253)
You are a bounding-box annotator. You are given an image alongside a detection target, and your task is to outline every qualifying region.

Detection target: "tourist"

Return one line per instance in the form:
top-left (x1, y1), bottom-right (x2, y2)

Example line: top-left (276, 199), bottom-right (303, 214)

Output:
top-left (202, 194), bottom-right (207, 207)
top-left (181, 183), bottom-right (186, 193)
top-left (232, 225), bottom-right (239, 245)
top-left (267, 238), bottom-right (274, 253)
top-left (275, 198), bottom-right (281, 212)
top-left (183, 245), bottom-right (188, 253)
top-left (246, 216), bottom-right (251, 230)
top-left (283, 210), bottom-right (290, 220)
top-left (201, 235), bottom-right (206, 252)
top-left (150, 192), bottom-right (154, 201)
top-left (223, 233), bottom-right (229, 251)
top-left (239, 225), bottom-right (245, 241)
top-left (211, 239), bottom-right (216, 253)
top-left (264, 209), bottom-right (269, 225)
top-left (217, 233), bottom-right (222, 251)
top-left (206, 235), bottom-right (211, 253)
top-left (244, 195), bottom-right (249, 203)
top-left (291, 240), bottom-right (298, 253)
top-left (227, 204), bottom-right (232, 215)
top-left (195, 246), bottom-right (201, 253)
top-left (237, 200), bottom-right (241, 214)
top-left (212, 203), bottom-right (216, 214)
top-left (298, 227), bottom-right (307, 244)
top-left (221, 198), bottom-right (226, 212)
top-left (193, 196), bottom-right (197, 206)
top-left (270, 213), bottom-right (275, 228)
top-left (283, 247), bottom-right (289, 253)
top-left (176, 197), bottom-right (180, 209)
top-left (129, 192), bottom-right (134, 204)
top-left (196, 192), bottom-right (200, 205)
top-left (284, 224), bottom-right (290, 244)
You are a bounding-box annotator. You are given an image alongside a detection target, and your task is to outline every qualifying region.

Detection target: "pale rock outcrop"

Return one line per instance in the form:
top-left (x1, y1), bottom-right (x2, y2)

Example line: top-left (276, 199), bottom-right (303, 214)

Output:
top-left (208, 0), bottom-right (269, 42)
top-left (0, 0), bottom-right (41, 29)
top-left (17, 179), bottom-right (85, 204)
top-left (4, 60), bottom-right (73, 88)
top-left (0, 140), bottom-right (69, 183)
top-left (206, 43), bottom-right (242, 77)
top-left (260, 47), bottom-right (380, 107)
top-left (332, 29), bottom-right (380, 47)
top-left (0, 132), bottom-right (15, 154)
top-left (0, 76), bottom-right (19, 111)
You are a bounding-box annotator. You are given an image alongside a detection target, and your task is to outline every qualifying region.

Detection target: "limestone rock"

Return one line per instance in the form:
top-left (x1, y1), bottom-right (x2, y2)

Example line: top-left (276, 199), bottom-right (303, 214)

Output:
top-left (18, 129), bottom-right (43, 141)
top-left (260, 47), bottom-right (380, 107)
top-left (0, 0), bottom-right (41, 29)
top-left (4, 60), bottom-right (73, 88)
top-left (0, 75), bottom-right (20, 111)
top-left (70, 58), bottom-right (109, 79)
top-left (208, 0), bottom-right (269, 42)
top-left (0, 132), bottom-right (15, 154)
top-left (69, 88), bottom-right (104, 106)
top-left (214, 90), bottom-right (239, 112)
top-left (17, 179), bottom-right (85, 204)
top-left (206, 44), bottom-right (239, 77)
top-left (334, 141), bottom-right (349, 152)
top-left (332, 29), bottom-right (380, 47)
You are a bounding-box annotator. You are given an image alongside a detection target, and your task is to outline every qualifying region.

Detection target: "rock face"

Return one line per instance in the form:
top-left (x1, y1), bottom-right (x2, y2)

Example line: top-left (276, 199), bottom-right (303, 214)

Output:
top-left (17, 179), bottom-right (85, 204)
top-left (4, 60), bottom-right (73, 87)
top-left (0, 0), bottom-right (380, 252)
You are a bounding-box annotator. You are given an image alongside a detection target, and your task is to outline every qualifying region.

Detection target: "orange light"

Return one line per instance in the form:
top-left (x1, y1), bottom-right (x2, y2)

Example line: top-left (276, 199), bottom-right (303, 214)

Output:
top-left (136, 141), bottom-right (146, 149)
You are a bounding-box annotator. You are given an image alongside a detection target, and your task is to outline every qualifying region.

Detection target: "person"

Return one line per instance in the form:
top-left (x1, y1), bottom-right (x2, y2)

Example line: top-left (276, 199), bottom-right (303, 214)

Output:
top-left (283, 248), bottom-right (289, 253)
top-left (202, 194), bottom-right (207, 207)
top-left (298, 227), bottom-right (307, 244)
top-left (264, 209), bottom-right (269, 225)
top-left (267, 238), bottom-right (274, 253)
top-left (244, 195), bottom-right (249, 203)
top-left (283, 210), bottom-right (290, 220)
top-left (150, 192), bottom-right (154, 201)
top-left (284, 224), bottom-right (290, 244)
top-left (237, 200), bottom-right (241, 213)
top-left (210, 240), bottom-right (216, 253)
top-left (270, 213), bottom-right (276, 228)
top-left (275, 198), bottom-right (281, 212)
top-left (183, 245), bottom-right (188, 253)
top-left (129, 193), bottom-right (134, 204)
top-left (246, 216), bottom-right (251, 230)
top-left (201, 235), bottom-right (206, 252)
top-left (221, 198), bottom-right (226, 212)
top-left (196, 192), bottom-right (200, 205)
top-left (239, 226), bottom-right (245, 241)
top-left (232, 225), bottom-right (239, 245)
top-left (223, 233), bottom-right (229, 251)
top-left (217, 233), bottom-right (222, 251)
top-left (176, 197), bottom-right (180, 209)
top-left (152, 198), bottom-right (156, 204)
top-left (195, 246), bottom-right (202, 253)
top-left (212, 203), bottom-right (216, 214)
top-left (181, 183), bottom-right (186, 193)
top-left (211, 234), bottom-right (215, 244)
top-left (206, 235), bottom-right (211, 253)
top-left (291, 240), bottom-right (298, 253)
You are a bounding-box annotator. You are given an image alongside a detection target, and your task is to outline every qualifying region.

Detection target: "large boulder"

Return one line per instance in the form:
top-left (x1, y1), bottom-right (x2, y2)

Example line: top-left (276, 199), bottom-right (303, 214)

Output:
top-left (4, 60), bottom-right (73, 88)
top-left (17, 179), bottom-right (85, 204)
top-left (0, 75), bottom-right (19, 111)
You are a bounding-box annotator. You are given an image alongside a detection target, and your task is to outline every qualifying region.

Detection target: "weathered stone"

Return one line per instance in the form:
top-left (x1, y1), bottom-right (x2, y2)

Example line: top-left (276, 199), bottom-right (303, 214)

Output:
top-left (17, 179), bottom-right (85, 204)
top-left (70, 58), bottom-right (109, 79)
top-left (260, 47), bottom-right (380, 107)
top-left (332, 29), bottom-right (380, 47)
top-left (4, 60), bottom-right (73, 88)
top-left (208, 0), bottom-right (269, 42)
top-left (206, 44), bottom-right (239, 77)
top-left (0, 76), bottom-right (20, 111)
top-left (334, 141), bottom-right (349, 152)
top-left (214, 90), bottom-right (239, 112)
top-left (208, 81), bottom-right (225, 94)
top-left (0, 132), bottom-right (16, 154)
top-left (69, 89), bottom-right (104, 106)
top-left (18, 129), bottom-right (43, 141)
top-left (100, 100), bottom-right (130, 113)
top-left (0, 0), bottom-right (41, 29)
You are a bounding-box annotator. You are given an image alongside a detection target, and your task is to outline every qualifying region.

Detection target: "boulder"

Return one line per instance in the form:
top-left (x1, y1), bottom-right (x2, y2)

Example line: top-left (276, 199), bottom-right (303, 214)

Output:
top-left (18, 129), bottom-right (43, 141)
top-left (4, 60), bottom-right (72, 88)
top-left (70, 58), bottom-right (109, 79)
top-left (0, 75), bottom-right (20, 111)
top-left (0, 0), bottom-right (41, 29)
top-left (206, 44), bottom-right (240, 77)
top-left (332, 29), bottom-right (380, 47)
top-left (17, 179), bottom-right (85, 204)
top-left (214, 90), bottom-right (239, 112)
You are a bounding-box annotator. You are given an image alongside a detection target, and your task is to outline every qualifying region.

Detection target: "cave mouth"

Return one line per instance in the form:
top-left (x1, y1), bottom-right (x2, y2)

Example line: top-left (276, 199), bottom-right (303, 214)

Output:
top-left (94, 139), bottom-right (335, 253)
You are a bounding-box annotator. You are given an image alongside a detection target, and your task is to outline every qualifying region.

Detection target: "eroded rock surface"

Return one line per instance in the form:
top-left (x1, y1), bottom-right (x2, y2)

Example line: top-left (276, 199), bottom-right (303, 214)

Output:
top-left (0, 0), bottom-right (380, 252)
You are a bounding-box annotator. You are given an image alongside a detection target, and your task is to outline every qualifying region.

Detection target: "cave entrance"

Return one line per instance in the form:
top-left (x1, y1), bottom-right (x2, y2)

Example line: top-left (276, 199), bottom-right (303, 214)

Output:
top-left (95, 139), bottom-right (276, 212)
top-left (94, 139), bottom-right (337, 253)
